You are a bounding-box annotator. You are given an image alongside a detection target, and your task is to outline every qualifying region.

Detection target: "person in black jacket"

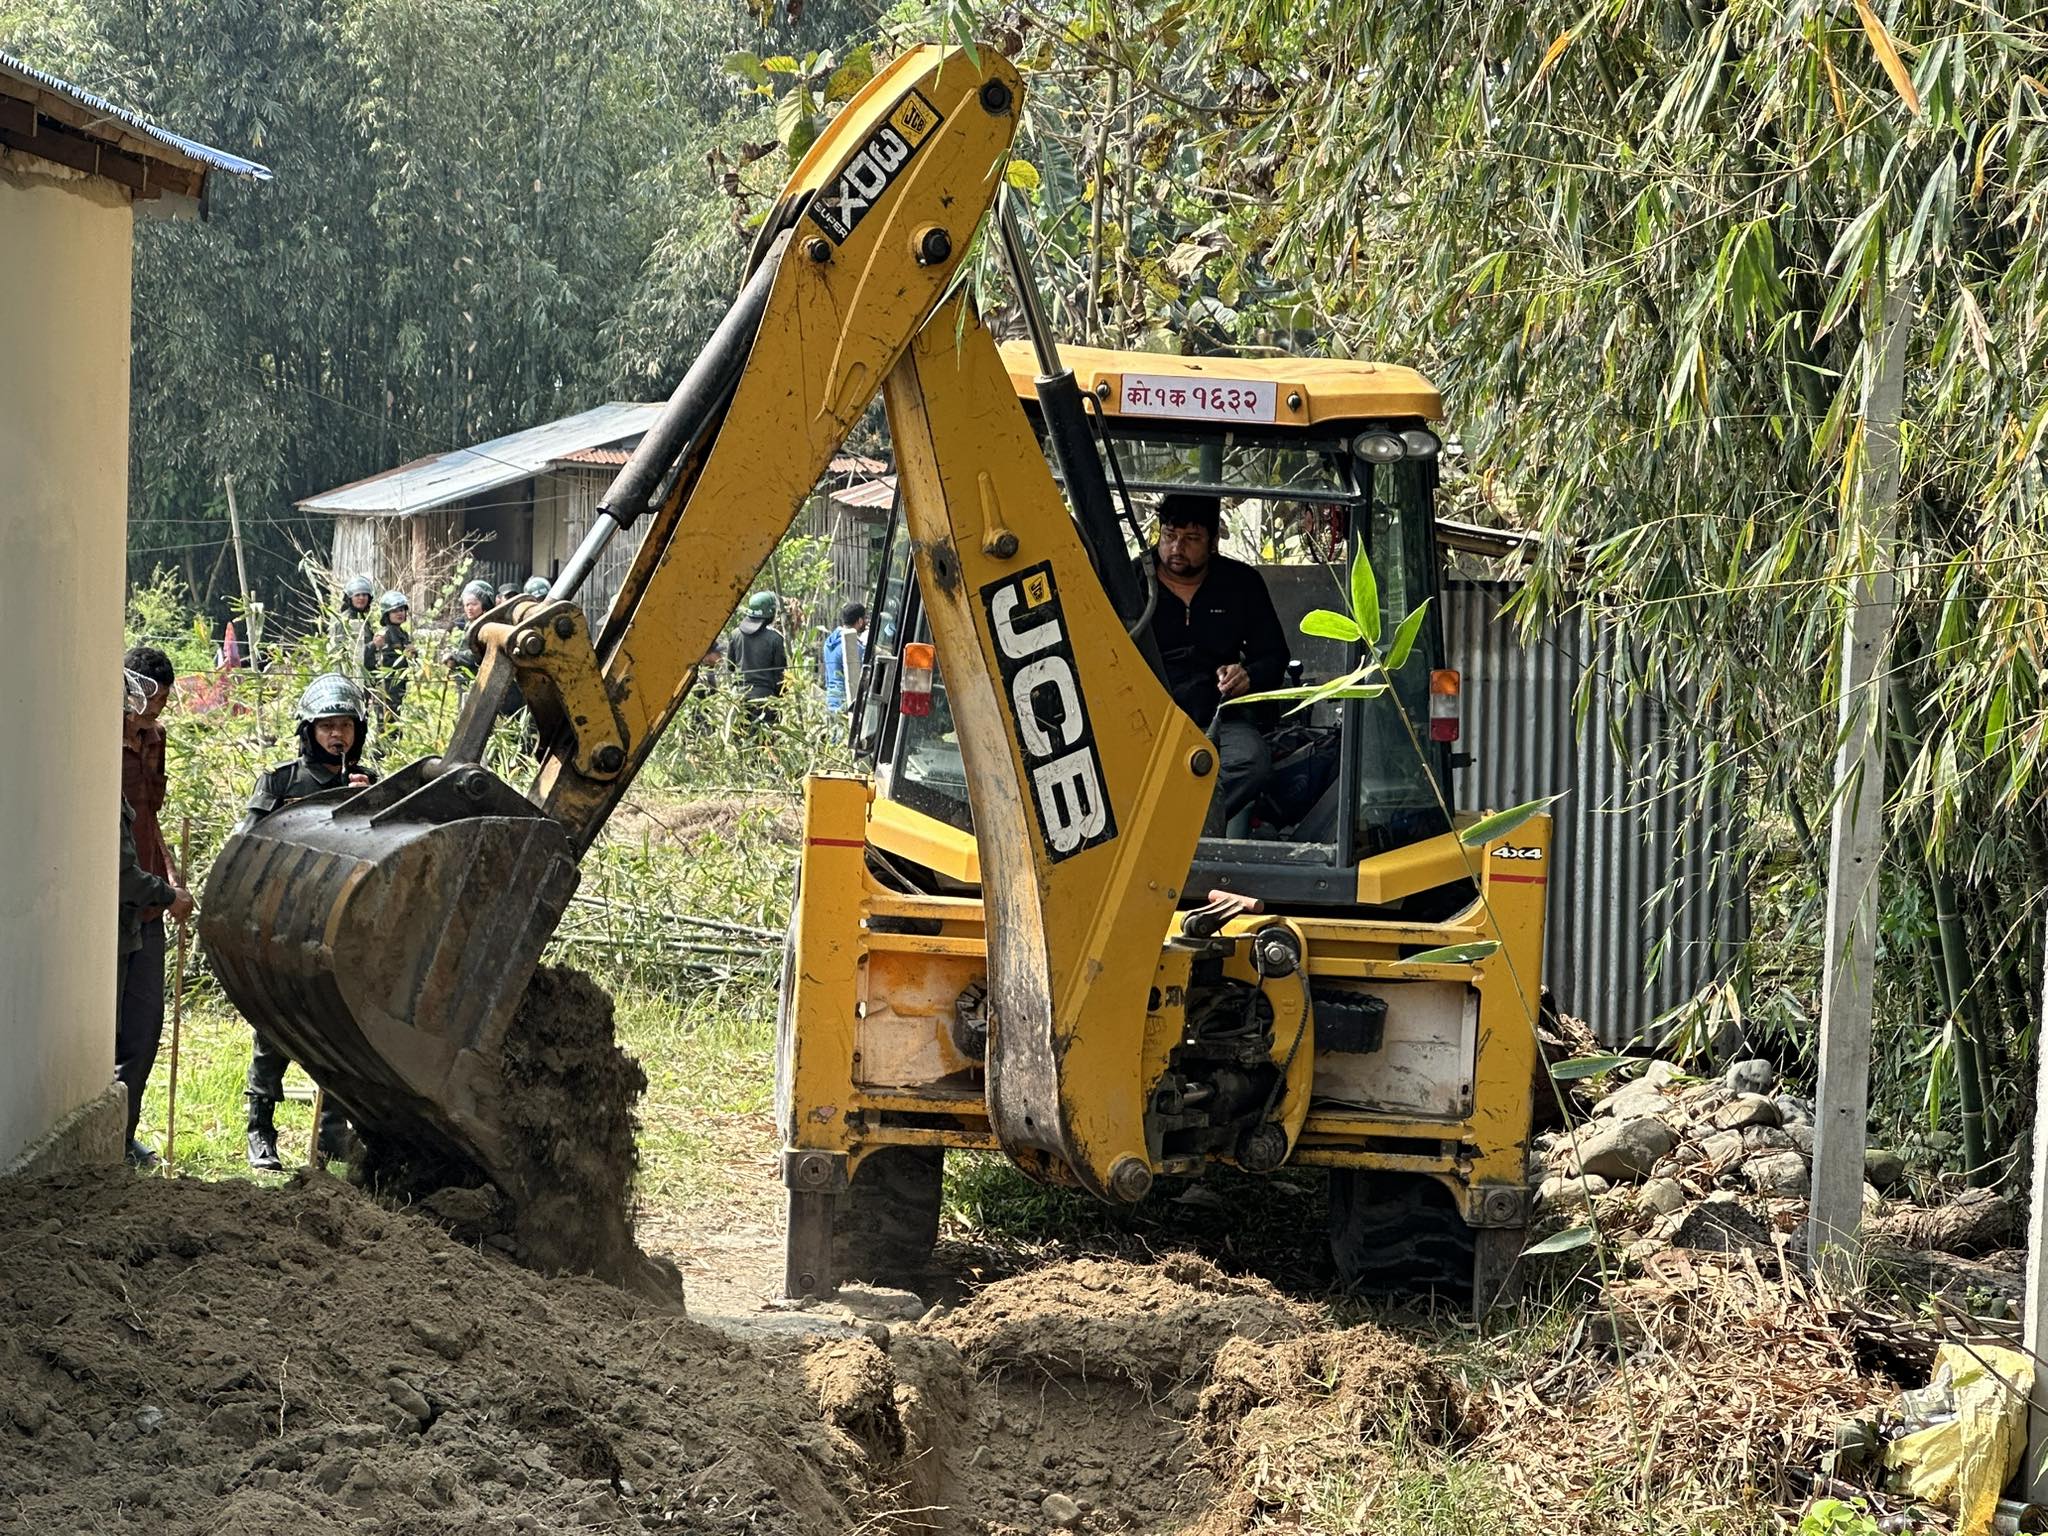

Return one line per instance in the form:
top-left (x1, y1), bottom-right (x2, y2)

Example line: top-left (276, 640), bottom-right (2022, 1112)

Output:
top-left (1146, 494), bottom-right (1289, 821)
top-left (728, 591), bottom-right (789, 738)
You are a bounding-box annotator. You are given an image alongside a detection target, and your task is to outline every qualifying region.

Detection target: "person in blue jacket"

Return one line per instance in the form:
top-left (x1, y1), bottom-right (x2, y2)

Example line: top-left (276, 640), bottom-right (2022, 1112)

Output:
top-left (821, 601), bottom-right (868, 715)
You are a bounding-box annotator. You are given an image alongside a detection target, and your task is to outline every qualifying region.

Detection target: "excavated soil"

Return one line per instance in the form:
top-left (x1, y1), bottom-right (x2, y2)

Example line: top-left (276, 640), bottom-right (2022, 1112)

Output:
top-left (355, 966), bottom-right (677, 1301)
top-left (0, 1170), bottom-right (1456, 1536)
top-left (0, 1172), bottom-right (860, 1534)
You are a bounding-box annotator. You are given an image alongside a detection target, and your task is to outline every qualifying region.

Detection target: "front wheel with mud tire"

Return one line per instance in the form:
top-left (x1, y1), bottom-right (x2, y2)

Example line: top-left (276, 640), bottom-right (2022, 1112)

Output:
top-left (836, 1146), bottom-right (944, 1290)
top-left (1326, 1170), bottom-right (1477, 1304)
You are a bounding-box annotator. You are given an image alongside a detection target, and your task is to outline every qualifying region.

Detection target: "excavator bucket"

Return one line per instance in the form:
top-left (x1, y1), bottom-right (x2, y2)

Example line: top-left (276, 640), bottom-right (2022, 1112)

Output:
top-left (198, 757), bottom-right (579, 1186)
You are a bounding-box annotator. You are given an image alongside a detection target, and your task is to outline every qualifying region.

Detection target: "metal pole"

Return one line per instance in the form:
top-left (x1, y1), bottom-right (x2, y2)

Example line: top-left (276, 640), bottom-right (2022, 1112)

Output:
top-left (1807, 289), bottom-right (1908, 1285)
top-left (223, 474), bottom-right (263, 742)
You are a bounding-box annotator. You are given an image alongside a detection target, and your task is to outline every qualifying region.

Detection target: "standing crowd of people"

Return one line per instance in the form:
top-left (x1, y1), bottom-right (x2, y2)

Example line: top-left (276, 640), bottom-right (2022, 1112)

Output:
top-left (114, 569), bottom-right (875, 1173)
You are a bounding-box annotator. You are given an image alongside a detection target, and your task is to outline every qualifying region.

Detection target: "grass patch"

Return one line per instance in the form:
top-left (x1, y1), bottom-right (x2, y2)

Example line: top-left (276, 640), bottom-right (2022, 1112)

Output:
top-left (1301, 1427), bottom-right (1512, 1535)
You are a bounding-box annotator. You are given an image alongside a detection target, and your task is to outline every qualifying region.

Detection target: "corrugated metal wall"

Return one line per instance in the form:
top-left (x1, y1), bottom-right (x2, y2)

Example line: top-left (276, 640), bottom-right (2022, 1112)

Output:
top-left (1444, 580), bottom-right (1747, 1046)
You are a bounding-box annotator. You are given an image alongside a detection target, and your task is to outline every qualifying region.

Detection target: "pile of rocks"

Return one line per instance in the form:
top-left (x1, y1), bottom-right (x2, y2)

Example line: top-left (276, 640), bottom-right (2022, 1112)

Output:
top-left (1530, 1057), bottom-right (1909, 1230)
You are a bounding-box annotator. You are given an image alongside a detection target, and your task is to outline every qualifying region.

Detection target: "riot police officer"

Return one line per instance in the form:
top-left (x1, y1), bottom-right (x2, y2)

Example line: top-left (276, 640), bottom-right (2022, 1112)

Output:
top-left (236, 674), bottom-right (379, 1169)
top-left (336, 575), bottom-right (377, 677)
top-left (445, 579), bottom-right (495, 686)
top-left (522, 575), bottom-right (552, 599)
top-left (370, 589), bottom-right (412, 720)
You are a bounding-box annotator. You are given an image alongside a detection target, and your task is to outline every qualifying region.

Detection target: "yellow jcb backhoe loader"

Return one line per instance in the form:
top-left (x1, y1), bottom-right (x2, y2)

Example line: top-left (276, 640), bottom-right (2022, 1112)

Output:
top-left (199, 43), bottom-right (1549, 1309)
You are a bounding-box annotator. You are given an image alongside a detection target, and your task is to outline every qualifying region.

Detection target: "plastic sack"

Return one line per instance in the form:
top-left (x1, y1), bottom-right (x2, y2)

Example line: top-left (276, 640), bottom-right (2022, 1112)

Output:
top-left (1885, 1342), bottom-right (2034, 1536)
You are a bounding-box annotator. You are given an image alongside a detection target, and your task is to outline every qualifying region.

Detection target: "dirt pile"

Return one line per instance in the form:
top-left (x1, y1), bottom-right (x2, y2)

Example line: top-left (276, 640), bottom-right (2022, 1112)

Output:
top-left (775, 1256), bottom-right (1334, 1534)
top-left (357, 965), bottom-right (677, 1301)
top-left (1189, 1325), bottom-right (1460, 1534)
top-left (926, 1254), bottom-right (1315, 1392)
top-left (0, 1171), bottom-right (867, 1534)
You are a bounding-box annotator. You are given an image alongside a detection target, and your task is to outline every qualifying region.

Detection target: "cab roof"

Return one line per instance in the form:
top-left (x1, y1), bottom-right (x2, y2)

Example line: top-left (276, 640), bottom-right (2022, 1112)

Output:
top-left (1000, 342), bottom-right (1442, 429)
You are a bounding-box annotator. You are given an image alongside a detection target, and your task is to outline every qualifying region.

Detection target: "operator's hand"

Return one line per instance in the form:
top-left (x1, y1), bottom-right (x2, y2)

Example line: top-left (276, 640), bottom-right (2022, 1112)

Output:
top-left (347, 772), bottom-right (371, 787)
top-left (1216, 662), bottom-right (1251, 700)
top-left (167, 887), bottom-right (195, 924)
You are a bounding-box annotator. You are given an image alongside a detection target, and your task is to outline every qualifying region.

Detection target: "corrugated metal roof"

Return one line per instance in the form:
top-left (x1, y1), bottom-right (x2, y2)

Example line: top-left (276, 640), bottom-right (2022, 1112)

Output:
top-left (832, 475), bottom-right (896, 510)
top-left (829, 453), bottom-right (888, 476)
top-left (0, 51), bottom-right (272, 180)
top-left (301, 402), bottom-right (661, 517)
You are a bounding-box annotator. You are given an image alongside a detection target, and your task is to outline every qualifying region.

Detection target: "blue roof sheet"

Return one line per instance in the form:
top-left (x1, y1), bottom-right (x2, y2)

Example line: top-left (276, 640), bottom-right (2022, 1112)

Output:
top-left (0, 50), bottom-right (272, 180)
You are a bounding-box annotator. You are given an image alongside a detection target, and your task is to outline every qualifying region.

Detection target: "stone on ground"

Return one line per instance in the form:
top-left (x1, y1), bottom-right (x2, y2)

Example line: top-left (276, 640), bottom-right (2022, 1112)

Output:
top-left (1864, 1148), bottom-right (1907, 1192)
top-left (1744, 1151), bottom-right (1810, 1197)
top-left (1711, 1093), bottom-right (1781, 1131)
top-left (1723, 1058), bottom-right (1777, 1095)
top-left (1576, 1117), bottom-right (1676, 1181)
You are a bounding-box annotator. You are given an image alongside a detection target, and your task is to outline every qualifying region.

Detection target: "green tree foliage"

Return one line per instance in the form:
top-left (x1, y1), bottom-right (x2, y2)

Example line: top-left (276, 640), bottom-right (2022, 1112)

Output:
top-left (6, 0), bottom-right (882, 616)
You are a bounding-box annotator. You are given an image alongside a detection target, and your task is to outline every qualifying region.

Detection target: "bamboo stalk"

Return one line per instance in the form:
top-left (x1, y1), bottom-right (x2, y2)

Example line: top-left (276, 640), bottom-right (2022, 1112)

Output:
top-left (307, 1085), bottom-right (327, 1170)
top-left (165, 816), bottom-right (192, 1174)
top-left (1886, 678), bottom-right (1992, 1180)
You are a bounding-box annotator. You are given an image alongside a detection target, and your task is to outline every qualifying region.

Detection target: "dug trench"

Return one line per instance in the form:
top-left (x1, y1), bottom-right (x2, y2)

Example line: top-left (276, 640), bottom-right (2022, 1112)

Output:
top-left (0, 966), bottom-right (1934, 1532)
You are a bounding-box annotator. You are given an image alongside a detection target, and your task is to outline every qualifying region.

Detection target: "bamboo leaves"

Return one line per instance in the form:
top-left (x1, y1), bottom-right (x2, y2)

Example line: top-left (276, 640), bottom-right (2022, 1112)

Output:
top-left (1234, 545), bottom-right (1427, 714)
top-left (1853, 0), bottom-right (1923, 118)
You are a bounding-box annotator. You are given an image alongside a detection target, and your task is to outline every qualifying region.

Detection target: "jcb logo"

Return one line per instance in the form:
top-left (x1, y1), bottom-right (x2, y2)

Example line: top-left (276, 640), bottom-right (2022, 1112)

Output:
top-left (808, 91), bottom-right (943, 244)
top-left (983, 563), bottom-right (1118, 862)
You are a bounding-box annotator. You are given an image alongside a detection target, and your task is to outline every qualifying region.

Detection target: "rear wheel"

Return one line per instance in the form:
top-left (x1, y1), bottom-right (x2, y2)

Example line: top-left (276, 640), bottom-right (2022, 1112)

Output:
top-left (1327, 1170), bottom-right (1477, 1303)
top-left (835, 1147), bottom-right (944, 1289)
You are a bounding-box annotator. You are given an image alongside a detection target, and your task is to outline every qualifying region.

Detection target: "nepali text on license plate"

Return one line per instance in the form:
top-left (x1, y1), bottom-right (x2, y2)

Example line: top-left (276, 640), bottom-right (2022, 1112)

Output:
top-left (1118, 373), bottom-right (1278, 424)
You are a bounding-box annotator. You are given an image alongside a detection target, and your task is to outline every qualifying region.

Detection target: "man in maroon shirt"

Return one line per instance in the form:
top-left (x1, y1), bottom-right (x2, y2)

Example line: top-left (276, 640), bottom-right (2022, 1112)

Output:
top-left (118, 646), bottom-right (194, 1169)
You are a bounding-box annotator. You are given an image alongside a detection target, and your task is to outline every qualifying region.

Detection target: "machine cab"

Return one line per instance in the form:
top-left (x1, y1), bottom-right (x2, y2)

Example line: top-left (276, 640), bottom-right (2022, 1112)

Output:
top-left (853, 344), bottom-right (1462, 912)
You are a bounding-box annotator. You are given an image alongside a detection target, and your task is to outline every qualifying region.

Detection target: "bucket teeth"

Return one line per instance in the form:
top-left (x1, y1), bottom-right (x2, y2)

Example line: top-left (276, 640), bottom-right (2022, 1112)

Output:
top-left (198, 762), bottom-right (580, 1185)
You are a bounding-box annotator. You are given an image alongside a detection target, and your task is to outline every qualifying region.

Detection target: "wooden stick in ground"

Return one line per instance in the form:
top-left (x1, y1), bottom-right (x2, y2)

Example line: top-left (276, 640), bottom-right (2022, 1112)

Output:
top-left (164, 815), bottom-right (192, 1173)
top-left (306, 1085), bottom-right (327, 1170)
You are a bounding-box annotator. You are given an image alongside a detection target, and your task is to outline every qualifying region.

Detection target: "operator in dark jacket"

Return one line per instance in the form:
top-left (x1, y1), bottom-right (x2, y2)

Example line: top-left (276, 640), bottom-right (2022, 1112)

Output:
top-left (235, 673), bottom-right (379, 1169)
top-left (1146, 493), bottom-right (1289, 821)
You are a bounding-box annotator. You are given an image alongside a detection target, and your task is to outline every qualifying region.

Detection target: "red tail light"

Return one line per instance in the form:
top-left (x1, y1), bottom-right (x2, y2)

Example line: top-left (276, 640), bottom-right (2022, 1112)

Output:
top-left (1428, 669), bottom-right (1460, 743)
top-left (900, 642), bottom-right (935, 717)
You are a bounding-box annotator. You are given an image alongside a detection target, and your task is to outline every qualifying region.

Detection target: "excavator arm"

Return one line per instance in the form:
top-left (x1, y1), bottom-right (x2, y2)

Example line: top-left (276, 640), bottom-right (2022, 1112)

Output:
top-left (200, 44), bottom-right (1211, 1206)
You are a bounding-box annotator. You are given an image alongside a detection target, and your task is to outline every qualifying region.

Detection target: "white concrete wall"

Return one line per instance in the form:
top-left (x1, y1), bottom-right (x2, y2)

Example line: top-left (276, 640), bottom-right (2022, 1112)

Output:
top-left (0, 158), bottom-right (134, 1167)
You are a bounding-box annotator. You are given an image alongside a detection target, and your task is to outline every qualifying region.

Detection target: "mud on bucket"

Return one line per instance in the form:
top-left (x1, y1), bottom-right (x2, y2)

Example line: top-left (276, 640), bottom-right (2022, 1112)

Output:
top-left (199, 757), bottom-right (580, 1187)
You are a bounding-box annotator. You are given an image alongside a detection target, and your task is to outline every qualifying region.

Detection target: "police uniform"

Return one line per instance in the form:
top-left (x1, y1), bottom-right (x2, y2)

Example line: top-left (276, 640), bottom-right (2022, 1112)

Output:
top-left (239, 684), bottom-right (378, 1167)
top-left (371, 621), bottom-right (411, 718)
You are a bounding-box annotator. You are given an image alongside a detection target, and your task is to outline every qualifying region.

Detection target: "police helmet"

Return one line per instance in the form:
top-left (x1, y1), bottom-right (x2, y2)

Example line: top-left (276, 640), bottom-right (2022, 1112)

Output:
top-left (461, 578), bottom-right (495, 608)
top-left (296, 672), bottom-right (367, 724)
top-left (343, 575), bottom-right (375, 601)
top-left (379, 590), bottom-right (410, 623)
top-left (496, 582), bottom-right (521, 602)
top-left (523, 576), bottom-right (552, 599)
top-left (746, 591), bottom-right (778, 619)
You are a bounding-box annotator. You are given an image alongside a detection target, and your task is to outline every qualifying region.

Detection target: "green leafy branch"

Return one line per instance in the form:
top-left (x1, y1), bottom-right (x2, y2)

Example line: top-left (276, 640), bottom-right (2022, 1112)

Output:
top-left (1227, 543), bottom-right (1430, 716)
top-left (724, 45), bottom-right (875, 159)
